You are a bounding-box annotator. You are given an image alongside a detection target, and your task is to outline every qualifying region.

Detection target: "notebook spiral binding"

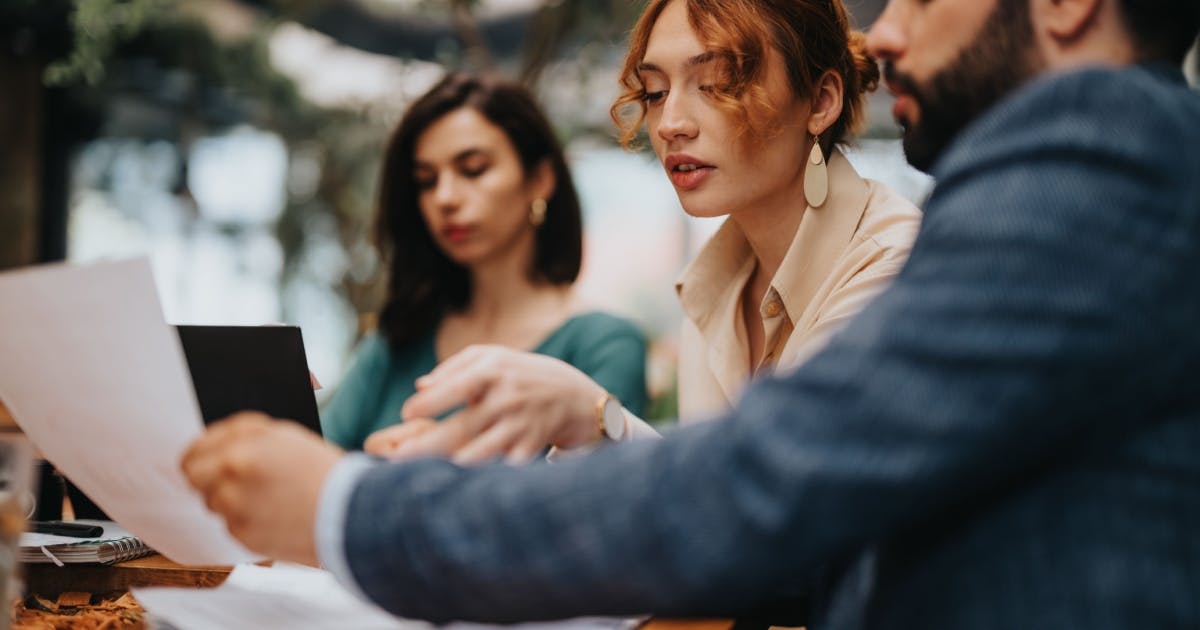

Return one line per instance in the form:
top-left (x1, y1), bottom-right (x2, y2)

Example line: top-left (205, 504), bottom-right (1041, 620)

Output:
top-left (100, 536), bottom-right (154, 564)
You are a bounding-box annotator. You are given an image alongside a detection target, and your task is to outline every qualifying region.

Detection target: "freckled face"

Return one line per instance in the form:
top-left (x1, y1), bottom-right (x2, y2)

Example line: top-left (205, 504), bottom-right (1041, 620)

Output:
top-left (640, 0), bottom-right (812, 218)
top-left (414, 108), bottom-right (538, 268)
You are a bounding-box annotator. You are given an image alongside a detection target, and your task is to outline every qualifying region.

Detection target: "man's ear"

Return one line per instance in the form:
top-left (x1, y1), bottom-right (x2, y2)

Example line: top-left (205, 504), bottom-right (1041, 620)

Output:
top-left (1034, 0), bottom-right (1103, 43)
top-left (808, 70), bottom-right (844, 137)
top-left (529, 159), bottom-right (557, 203)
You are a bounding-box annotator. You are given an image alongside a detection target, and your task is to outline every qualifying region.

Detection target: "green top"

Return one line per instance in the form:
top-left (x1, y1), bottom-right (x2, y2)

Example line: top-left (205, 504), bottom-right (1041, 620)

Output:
top-left (320, 311), bottom-right (649, 450)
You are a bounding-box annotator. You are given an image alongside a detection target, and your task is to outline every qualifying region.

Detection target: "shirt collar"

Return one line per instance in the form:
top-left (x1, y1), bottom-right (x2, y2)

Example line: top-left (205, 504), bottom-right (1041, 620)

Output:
top-left (676, 148), bottom-right (871, 332)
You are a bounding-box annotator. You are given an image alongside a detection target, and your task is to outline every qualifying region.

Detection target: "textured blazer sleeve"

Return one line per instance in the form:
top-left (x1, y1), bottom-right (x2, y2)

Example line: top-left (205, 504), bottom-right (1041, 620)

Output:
top-left (339, 68), bottom-right (1200, 623)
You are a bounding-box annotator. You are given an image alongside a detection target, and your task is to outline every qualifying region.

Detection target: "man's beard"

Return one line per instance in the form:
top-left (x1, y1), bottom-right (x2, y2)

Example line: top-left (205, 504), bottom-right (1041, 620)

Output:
top-left (887, 0), bottom-right (1043, 173)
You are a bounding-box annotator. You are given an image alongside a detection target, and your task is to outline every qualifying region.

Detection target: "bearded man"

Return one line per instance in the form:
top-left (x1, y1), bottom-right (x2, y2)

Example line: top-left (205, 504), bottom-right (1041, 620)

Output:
top-left (184, 1), bottom-right (1200, 628)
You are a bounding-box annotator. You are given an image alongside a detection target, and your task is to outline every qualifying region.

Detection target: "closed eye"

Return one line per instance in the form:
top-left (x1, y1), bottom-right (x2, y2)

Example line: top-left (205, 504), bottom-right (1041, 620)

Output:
top-left (642, 90), bottom-right (668, 104)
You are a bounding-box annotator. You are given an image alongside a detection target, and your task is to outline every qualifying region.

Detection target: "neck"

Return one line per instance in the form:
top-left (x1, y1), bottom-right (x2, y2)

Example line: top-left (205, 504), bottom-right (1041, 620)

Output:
top-left (729, 163), bottom-right (810, 287)
top-left (463, 236), bottom-right (549, 321)
top-left (1036, 1), bottom-right (1140, 72)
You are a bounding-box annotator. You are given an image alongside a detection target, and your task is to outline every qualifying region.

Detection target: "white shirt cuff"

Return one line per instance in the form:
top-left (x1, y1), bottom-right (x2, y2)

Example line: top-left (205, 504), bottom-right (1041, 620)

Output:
top-left (546, 409), bottom-right (661, 462)
top-left (315, 452), bottom-right (377, 604)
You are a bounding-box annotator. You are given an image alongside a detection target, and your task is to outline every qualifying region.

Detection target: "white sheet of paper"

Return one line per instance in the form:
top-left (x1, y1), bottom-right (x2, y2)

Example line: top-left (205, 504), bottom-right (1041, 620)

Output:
top-left (136, 563), bottom-right (413, 630)
top-left (135, 563), bottom-right (639, 630)
top-left (0, 258), bottom-right (257, 565)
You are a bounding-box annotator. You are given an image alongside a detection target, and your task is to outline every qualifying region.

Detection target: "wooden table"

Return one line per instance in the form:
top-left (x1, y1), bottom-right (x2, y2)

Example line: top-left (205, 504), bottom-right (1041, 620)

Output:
top-left (23, 554), bottom-right (231, 597)
top-left (14, 554), bottom-right (231, 628)
top-left (13, 557), bottom-right (750, 630)
top-left (0, 400), bottom-right (17, 431)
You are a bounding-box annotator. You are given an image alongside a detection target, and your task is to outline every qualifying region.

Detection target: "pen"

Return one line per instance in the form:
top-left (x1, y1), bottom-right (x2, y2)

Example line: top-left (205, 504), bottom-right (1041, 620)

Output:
top-left (30, 520), bottom-right (104, 538)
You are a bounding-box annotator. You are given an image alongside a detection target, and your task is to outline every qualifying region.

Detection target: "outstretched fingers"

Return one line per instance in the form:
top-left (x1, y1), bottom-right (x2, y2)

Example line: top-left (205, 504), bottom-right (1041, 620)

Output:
top-left (402, 346), bottom-right (500, 421)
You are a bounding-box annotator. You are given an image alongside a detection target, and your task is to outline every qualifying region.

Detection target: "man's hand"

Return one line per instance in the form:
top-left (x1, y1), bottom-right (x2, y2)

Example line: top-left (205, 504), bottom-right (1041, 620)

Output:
top-left (365, 345), bottom-right (606, 465)
top-left (181, 412), bottom-right (344, 566)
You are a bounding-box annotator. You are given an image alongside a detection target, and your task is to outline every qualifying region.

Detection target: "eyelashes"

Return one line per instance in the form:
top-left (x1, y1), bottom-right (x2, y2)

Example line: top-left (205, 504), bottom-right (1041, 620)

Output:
top-left (640, 85), bottom-right (716, 105)
top-left (414, 164), bottom-right (490, 191)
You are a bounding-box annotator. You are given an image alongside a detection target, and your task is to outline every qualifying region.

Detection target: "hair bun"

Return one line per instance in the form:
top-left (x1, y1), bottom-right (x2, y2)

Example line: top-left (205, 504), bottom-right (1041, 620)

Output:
top-left (847, 30), bottom-right (881, 95)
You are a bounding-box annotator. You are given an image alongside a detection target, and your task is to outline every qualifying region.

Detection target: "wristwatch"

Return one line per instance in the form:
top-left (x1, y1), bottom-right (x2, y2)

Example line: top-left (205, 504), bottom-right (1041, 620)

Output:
top-left (596, 392), bottom-right (625, 441)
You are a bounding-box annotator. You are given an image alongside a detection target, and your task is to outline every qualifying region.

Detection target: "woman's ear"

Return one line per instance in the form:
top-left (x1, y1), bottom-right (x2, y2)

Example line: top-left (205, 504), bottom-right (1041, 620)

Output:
top-left (808, 69), bottom-right (845, 136)
top-left (529, 159), bottom-right (557, 203)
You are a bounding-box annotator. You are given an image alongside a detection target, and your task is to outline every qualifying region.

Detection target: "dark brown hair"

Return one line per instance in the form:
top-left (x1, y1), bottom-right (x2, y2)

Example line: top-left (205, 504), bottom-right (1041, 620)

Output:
top-left (611, 0), bottom-right (880, 154)
top-left (1115, 0), bottom-right (1200, 66)
top-left (375, 73), bottom-right (583, 348)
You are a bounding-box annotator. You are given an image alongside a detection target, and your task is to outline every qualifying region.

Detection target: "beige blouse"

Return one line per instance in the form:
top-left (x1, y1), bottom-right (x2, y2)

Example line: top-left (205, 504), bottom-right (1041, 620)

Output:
top-left (621, 148), bottom-right (922, 439)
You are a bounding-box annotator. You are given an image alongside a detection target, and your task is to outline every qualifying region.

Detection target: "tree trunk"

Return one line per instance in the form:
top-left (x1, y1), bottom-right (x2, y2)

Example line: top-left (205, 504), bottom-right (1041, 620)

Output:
top-left (451, 0), bottom-right (494, 72)
top-left (0, 53), bottom-right (43, 271)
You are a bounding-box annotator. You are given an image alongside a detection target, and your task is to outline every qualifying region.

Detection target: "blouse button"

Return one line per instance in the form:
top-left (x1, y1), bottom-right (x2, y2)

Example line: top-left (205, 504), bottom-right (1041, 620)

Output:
top-left (764, 300), bottom-right (783, 318)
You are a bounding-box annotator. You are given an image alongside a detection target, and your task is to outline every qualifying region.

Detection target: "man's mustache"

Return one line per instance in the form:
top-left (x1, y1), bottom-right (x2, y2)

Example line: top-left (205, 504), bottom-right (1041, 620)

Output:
top-left (882, 62), bottom-right (921, 99)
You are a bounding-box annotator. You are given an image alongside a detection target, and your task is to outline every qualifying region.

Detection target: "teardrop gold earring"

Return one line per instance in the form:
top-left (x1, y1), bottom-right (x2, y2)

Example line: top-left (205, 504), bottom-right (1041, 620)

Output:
top-left (529, 198), bottom-right (548, 227)
top-left (804, 136), bottom-right (829, 209)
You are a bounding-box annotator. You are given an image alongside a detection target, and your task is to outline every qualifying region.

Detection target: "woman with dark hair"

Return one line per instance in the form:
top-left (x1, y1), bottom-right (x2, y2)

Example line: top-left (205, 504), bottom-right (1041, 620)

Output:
top-left (321, 73), bottom-right (647, 451)
top-left (364, 0), bottom-right (921, 463)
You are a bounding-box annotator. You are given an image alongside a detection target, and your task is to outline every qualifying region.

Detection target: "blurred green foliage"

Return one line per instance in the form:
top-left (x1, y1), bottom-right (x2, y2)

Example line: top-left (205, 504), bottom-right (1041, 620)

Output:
top-left (44, 0), bottom-right (172, 86)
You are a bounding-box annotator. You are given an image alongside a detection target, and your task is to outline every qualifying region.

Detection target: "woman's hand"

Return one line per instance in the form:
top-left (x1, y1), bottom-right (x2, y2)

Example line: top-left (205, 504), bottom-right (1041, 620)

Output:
top-left (375, 345), bottom-right (608, 465)
top-left (363, 418), bottom-right (439, 457)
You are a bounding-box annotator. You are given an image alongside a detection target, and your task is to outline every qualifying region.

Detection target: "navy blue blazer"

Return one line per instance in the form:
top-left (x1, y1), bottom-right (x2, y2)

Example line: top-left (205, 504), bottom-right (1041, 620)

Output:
top-left (339, 63), bottom-right (1200, 629)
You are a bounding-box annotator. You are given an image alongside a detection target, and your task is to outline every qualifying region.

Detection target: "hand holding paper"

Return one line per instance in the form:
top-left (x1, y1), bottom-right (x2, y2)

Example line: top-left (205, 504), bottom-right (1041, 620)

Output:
top-left (182, 412), bottom-right (344, 566)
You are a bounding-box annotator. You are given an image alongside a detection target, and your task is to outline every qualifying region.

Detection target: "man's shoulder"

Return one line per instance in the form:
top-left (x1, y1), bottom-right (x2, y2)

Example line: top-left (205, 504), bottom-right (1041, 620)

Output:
top-left (1019, 63), bottom-right (1199, 139)
top-left (936, 64), bottom-right (1200, 179)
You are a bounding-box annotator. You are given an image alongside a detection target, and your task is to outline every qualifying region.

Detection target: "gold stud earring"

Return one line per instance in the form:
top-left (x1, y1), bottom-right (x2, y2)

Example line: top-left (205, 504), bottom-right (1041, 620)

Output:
top-left (804, 135), bottom-right (829, 209)
top-left (529, 198), bottom-right (548, 227)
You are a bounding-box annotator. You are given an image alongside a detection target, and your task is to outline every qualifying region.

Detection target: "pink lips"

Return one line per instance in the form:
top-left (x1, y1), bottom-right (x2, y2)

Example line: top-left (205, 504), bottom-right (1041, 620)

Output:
top-left (443, 225), bottom-right (472, 242)
top-left (664, 154), bottom-right (715, 191)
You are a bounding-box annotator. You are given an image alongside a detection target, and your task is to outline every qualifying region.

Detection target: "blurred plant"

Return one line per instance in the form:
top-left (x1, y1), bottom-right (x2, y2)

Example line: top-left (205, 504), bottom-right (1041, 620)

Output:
top-left (8, 0), bottom-right (655, 345)
top-left (44, 0), bottom-right (173, 86)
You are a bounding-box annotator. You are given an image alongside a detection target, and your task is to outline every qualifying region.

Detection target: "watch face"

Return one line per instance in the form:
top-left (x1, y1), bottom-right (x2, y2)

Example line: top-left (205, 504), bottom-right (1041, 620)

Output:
top-left (602, 397), bottom-right (625, 440)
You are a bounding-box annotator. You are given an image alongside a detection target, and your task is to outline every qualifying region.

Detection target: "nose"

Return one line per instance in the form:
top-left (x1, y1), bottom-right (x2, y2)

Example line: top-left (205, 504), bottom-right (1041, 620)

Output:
top-left (866, 1), bottom-right (906, 62)
top-left (655, 91), bottom-right (699, 143)
top-left (431, 172), bottom-right (461, 212)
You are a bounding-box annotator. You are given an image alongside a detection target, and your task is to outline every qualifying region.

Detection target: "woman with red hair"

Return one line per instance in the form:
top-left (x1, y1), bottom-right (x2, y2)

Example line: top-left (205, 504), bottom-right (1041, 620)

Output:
top-left (367, 0), bottom-right (921, 461)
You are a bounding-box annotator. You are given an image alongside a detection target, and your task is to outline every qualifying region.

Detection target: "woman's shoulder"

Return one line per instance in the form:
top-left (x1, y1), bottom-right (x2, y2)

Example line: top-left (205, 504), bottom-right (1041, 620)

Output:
top-left (855, 179), bottom-right (923, 256)
top-left (538, 310), bottom-right (647, 353)
top-left (559, 310), bottom-right (646, 339)
top-left (350, 329), bottom-right (438, 369)
top-left (352, 331), bottom-right (399, 361)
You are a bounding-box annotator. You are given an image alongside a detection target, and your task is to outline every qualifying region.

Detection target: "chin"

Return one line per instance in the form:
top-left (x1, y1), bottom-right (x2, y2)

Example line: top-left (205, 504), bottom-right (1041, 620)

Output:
top-left (677, 192), bottom-right (732, 219)
top-left (439, 245), bottom-right (481, 267)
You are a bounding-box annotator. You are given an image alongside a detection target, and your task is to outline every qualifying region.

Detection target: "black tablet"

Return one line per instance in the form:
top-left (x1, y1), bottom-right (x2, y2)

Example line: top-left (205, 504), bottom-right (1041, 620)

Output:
top-left (174, 325), bottom-right (322, 436)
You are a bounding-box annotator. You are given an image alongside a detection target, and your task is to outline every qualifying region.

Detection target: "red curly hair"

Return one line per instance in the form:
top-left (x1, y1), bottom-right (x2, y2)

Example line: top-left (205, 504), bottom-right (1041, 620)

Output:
top-left (611, 0), bottom-right (879, 153)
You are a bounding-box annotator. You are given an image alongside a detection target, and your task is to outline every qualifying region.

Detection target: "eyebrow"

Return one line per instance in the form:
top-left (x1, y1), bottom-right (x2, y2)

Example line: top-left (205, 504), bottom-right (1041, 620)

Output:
top-left (636, 51), bottom-right (716, 74)
top-left (415, 148), bottom-right (490, 170)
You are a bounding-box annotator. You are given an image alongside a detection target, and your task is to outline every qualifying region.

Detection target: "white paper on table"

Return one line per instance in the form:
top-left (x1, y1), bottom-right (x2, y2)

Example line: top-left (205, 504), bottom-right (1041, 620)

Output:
top-left (135, 563), bottom-right (640, 630)
top-left (136, 563), bottom-right (413, 630)
top-left (0, 258), bottom-right (257, 565)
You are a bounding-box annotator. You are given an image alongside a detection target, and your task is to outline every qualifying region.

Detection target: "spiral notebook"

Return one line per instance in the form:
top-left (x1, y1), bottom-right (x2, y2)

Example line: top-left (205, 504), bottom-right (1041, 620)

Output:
top-left (19, 520), bottom-right (154, 565)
